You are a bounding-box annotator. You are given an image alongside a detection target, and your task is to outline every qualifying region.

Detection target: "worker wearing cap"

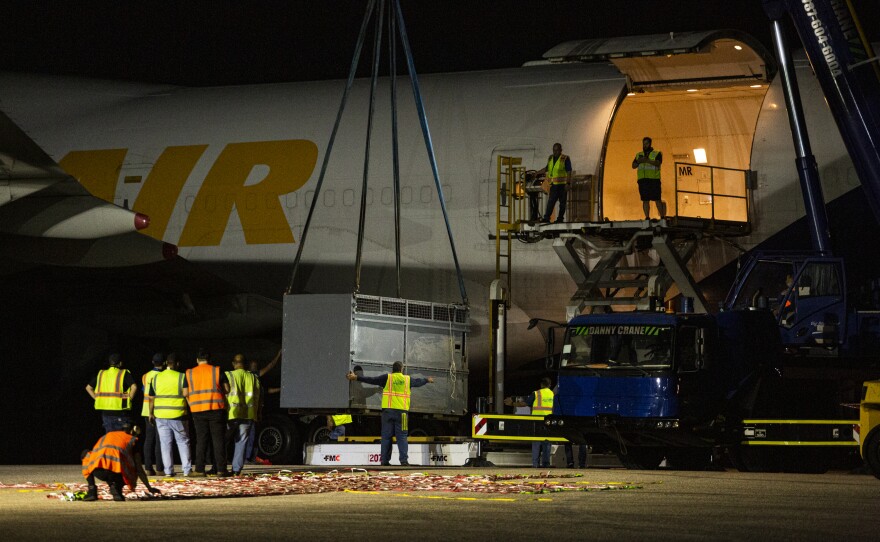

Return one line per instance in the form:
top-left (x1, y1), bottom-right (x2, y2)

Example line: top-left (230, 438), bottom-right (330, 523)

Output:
top-left (139, 353), bottom-right (166, 475)
top-left (505, 377), bottom-right (555, 468)
top-left (85, 352), bottom-right (137, 433)
top-left (226, 355), bottom-right (261, 475)
top-left (80, 424), bottom-right (161, 501)
top-left (537, 142), bottom-right (572, 223)
top-left (149, 353), bottom-right (192, 477)
top-left (186, 348), bottom-right (229, 477)
top-left (347, 361), bottom-right (434, 466)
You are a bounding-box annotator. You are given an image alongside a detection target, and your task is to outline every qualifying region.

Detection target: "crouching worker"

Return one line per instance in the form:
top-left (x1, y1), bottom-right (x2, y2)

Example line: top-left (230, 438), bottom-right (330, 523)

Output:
top-left (80, 424), bottom-right (161, 501)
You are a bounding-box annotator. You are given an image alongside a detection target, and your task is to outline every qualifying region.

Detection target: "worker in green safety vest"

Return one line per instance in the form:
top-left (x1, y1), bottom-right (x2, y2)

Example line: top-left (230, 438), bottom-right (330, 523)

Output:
top-left (537, 142), bottom-right (573, 223)
top-left (347, 361), bottom-right (434, 466)
top-left (149, 353), bottom-right (191, 477)
top-left (226, 355), bottom-right (261, 475)
top-left (505, 377), bottom-right (555, 468)
top-left (327, 413), bottom-right (353, 441)
top-left (85, 352), bottom-right (137, 433)
top-left (632, 136), bottom-right (667, 220)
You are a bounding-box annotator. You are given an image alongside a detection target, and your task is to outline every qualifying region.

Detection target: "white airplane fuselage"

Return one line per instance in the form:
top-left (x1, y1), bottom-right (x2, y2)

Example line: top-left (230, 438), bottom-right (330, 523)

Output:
top-left (0, 47), bottom-right (854, 369)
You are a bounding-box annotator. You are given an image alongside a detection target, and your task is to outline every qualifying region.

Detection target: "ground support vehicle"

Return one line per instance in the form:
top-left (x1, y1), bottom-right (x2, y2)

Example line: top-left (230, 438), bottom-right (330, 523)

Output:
top-left (861, 380), bottom-right (880, 478)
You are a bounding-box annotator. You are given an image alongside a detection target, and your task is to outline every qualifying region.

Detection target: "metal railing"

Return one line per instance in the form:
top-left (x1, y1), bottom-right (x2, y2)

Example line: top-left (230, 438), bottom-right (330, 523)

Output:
top-left (673, 162), bottom-right (750, 223)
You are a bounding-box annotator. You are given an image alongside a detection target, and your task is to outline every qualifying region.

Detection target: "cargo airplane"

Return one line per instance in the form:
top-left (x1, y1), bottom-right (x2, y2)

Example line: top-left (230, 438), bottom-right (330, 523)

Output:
top-left (0, 29), bottom-right (866, 380)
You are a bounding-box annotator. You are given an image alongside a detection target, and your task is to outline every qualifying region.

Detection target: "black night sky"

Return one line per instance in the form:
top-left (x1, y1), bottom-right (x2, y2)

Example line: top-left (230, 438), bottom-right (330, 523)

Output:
top-left (2, 1), bottom-right (876, 87)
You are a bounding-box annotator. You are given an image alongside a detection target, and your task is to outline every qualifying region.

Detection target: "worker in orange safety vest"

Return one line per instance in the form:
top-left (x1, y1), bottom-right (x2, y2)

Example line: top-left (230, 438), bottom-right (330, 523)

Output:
top-left (80, 424), bottom-right (161, 501)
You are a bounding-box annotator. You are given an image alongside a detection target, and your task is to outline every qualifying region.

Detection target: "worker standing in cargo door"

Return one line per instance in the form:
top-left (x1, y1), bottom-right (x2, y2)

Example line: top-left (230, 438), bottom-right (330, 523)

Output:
top-left (505, 377), bottom-right (555, 468)
top-left (226, 355), bottom-right (261, 476)
top-left (537, 143), bottom-right (572, 223)
top-left (85, 353), bottom-right (137, 433)
top-left (139, 353), bottom-right (165, 475)
top-left (632, 136), bottom-right (666, 219)
top-left (347, 361), bottom-right (434, 466)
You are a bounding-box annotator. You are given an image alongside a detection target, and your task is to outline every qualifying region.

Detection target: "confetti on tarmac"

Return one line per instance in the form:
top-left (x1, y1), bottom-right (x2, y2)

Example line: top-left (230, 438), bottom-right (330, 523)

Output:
top-left (1, 471), bottom-right (645, 501)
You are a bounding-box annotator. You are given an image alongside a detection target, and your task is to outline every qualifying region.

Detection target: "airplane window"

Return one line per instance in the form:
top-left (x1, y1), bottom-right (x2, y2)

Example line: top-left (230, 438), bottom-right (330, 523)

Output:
top-left (381, 187), bottom-right (392, 205)
top-left (246, 193), bottom-right (257, 210)
top-left (285, 193), bottom-right (297, 208)
top-left (421, 186), bottom-right (432, 204)
top-left (401, 186), bottom-right (412, 204)
top-left (343, 189), bottom-right (354, 207)
top-left (324, 190), bottom-right (335, 207)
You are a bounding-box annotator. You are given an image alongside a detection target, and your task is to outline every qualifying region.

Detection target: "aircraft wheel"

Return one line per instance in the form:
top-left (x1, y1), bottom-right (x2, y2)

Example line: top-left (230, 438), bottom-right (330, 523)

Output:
top-left (258, 414), bottom-right (301, 465)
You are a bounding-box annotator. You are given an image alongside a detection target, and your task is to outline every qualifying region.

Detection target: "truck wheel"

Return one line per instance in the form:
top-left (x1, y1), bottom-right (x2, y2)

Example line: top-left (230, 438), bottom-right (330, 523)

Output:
top-left (865, 428), bottom-right (880, 480)
top-left (306, 418), bottom-right (332, 443)
top-left (258, 415), bottom-right (300, 465)
top-left (616, 447), bottom-right (665, 470)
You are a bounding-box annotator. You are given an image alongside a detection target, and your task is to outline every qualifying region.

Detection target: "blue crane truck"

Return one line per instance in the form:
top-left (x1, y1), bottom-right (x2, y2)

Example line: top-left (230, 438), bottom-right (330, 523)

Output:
top-left (548, 0), bottom-right (880, 472)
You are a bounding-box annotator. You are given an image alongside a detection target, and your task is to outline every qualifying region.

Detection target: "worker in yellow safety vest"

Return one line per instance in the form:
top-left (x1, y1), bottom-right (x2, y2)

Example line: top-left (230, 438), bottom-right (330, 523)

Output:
top-left (327, 413), bottom-right (353, 441)
top-left (632, 136), bottom-right (667, 220)
top-left (149, 353), bottom-right (191, 477)
top-left (347, 361), bottom-right (434, 466)
top-left (139, 353), bottom-right (166, 475)
top-left (505, 377), bottom-right (555, 468)
top-left (225, 356), bottom-right (261, 475)
top-left (85, 352), bottom-right (137, 433)
top-left (536, 142), bottom-right (573, 223)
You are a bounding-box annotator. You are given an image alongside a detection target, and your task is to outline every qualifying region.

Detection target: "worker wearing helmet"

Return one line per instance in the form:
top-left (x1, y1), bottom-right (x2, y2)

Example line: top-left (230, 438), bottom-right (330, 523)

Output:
top-left (347, 361), bottom-right (434, 466)
top-left (85, 352), bottom-right (137, 433)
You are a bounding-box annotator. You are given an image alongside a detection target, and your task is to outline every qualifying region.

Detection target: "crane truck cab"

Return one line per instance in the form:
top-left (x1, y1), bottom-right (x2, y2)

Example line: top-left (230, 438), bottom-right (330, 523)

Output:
top-left (551, 309), bottom-right (777, 469)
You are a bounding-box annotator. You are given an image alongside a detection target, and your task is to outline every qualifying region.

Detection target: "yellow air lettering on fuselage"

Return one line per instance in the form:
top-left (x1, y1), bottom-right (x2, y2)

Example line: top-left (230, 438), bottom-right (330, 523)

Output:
top-left (59, 149), bottom-right (129, 203)
top-left (59, 140), bottom-right (319, 246)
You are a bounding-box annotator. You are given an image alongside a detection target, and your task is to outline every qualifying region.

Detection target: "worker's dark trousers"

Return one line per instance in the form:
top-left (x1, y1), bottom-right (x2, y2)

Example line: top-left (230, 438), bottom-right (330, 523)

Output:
top-left (543, 184), bottom-right (567, 222)
top-left (142, 416), bottom-right (163, 471)
top-left (193, 409), bottom-right (227, 473)
top-left (86, 468), bottom-right (124, 495)
top-left (380, 409), bottom-right (408, 465)
top-left (564, 443), bottom-right (588, 468)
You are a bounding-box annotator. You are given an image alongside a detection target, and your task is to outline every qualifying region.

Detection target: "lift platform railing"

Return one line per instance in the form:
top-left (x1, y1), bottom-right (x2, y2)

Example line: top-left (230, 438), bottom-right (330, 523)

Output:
top-left (674, 162), bottom-right (750, 224)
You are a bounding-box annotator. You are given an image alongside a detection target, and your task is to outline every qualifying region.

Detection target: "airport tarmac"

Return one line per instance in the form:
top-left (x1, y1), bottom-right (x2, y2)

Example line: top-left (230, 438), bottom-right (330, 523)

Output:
top-left (1, 465), bottom-right (878, 541)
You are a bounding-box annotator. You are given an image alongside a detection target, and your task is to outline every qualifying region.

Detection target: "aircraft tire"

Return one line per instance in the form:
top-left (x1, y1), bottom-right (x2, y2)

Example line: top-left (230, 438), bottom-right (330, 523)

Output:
top-left (257, 414), bottom-right (301, 465)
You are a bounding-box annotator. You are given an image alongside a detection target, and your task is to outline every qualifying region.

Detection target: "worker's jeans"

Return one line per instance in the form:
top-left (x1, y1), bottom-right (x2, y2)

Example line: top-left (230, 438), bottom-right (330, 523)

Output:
top-left (532, 440), bottom-right (551, 468)
top-left (156, 418), bottom-right (192, 476)
top-left (380, 409), bottom-right (408, 465)
top-left (329, 425), bottom-right (346, 440)
top-left (229, 419), bottom-right (253, 473)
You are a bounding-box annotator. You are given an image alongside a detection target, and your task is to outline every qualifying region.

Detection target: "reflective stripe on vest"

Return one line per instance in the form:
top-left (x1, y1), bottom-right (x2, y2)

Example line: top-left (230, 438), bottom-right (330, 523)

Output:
top-left (186, 364), bottom-right (226, 412)
top-left (636, 150), bottom-right (661, 180)
top-left (226, 369), bottom-right (259, 420)
top-left (94, 367), bottom-right (131, 411)
top-left (152, 370), bottom-right (187, 419)
top-left (332, 414), bottom-right (352, 426)
top-left (547, 154), bottom-right (569, 184)
top-left (531, 388), bottom-right (554, 416)
top-left (81, 431), bottom-right (137, 490)
top-left (382, 373), bottom-right (411, 411)
top-left (140, 370), bottom-right (161, 416)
